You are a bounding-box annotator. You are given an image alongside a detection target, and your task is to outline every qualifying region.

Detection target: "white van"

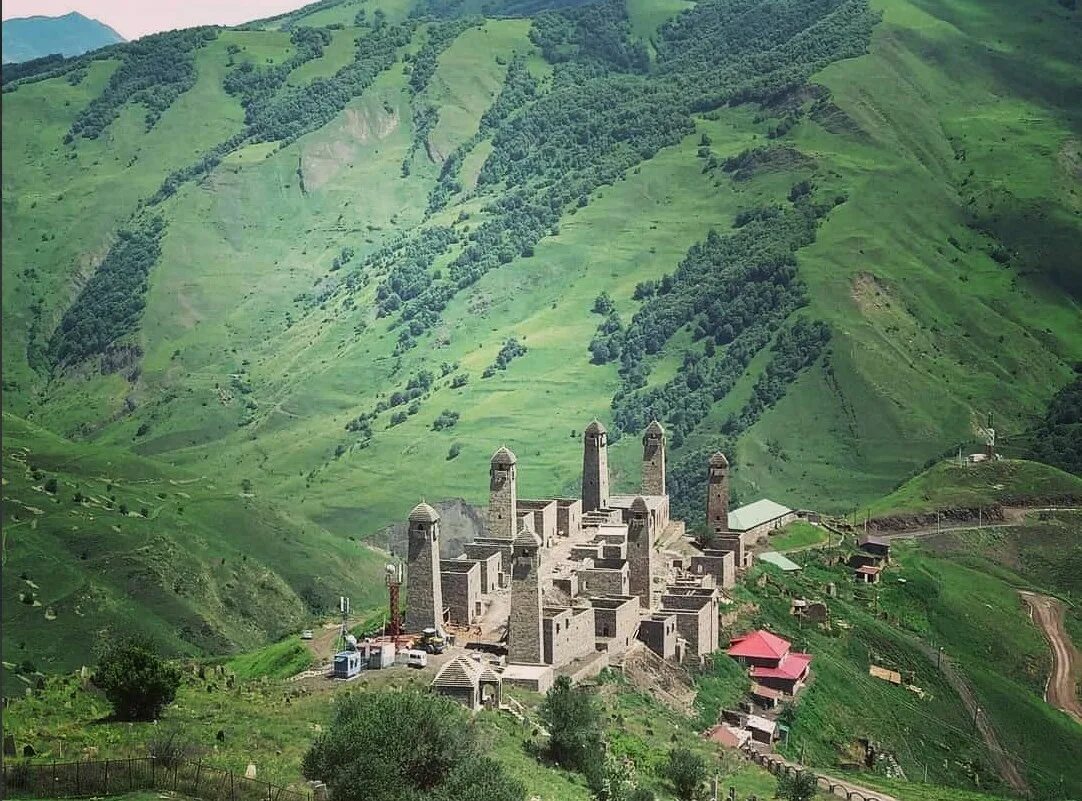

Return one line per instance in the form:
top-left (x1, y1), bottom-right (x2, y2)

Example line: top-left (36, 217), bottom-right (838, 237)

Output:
top-left (396, 649), bottom-right (428, 669)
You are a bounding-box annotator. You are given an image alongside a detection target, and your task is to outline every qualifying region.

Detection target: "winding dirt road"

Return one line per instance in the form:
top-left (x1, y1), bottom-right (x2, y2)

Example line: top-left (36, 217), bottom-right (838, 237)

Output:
top-left (1019, 591), bottom-right (1082, 723)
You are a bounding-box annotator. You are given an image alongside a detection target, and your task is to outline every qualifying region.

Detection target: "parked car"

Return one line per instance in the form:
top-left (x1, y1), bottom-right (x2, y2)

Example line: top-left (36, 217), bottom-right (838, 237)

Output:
top-left (300, 629), bottom-right (314, 640)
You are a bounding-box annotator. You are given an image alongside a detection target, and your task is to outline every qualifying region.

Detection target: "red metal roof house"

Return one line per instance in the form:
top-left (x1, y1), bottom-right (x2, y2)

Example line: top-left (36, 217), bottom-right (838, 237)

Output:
top-left (727, 629), bottom-right (812, 695)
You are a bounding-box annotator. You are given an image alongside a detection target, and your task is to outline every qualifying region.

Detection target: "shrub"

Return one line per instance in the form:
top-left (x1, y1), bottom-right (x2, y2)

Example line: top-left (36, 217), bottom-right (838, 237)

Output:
top-left (776, 770), bottom-right (818, 801)
top-left (94, 636), bottom-right (181, 721)
top-left (538, 676), bottom-right (603, 774)
top-left (664, 747), bottom-right (706, 800)
top-left (302, 690), bottom-right (524, 801)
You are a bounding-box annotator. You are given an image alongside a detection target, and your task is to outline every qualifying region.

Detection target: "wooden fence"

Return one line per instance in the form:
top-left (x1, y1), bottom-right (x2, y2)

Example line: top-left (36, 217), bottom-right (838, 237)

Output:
top-left (1, 757), bottom-right (310, 801)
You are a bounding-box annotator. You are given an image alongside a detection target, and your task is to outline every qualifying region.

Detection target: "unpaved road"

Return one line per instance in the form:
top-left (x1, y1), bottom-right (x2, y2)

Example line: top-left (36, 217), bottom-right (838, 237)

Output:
top-left (1020, 591), bottom-right (1082, 723)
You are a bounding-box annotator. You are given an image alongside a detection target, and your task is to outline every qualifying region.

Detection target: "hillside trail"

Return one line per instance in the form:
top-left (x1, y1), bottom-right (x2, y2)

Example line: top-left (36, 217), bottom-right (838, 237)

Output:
top-left (874, 506), bottom-right (1082, 540)
top-left (1019, 591), bottom-right (1082, 723)
top-left (907, 637), bottom-right (1031, 795)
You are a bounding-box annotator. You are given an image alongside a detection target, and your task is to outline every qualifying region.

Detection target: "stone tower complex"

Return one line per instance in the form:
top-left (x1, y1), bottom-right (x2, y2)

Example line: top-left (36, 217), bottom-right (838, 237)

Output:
top-left (707, 452), bottom-right (730, 533)
top-left (405, 501), bottom-right (444, 633)
top-left (582, 420), bottom-right (610, 513)
top-left (488, 446), bottom-right (518, 540)
top-left (508, 519), bottom-right (544, 664)
top-left (627, 496), bottom-right (655, 610)
top-left (641, 420), bottom-right (666, 496)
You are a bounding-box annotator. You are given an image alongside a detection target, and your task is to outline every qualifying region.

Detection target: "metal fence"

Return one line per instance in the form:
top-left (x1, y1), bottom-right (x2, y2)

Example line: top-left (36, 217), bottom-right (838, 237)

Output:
top-left (1, 757), bottom-right (311, 801)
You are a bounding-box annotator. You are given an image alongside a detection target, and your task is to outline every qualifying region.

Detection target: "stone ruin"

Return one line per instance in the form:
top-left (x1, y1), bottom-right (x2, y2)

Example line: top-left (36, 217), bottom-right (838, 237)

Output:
top-left (407, 419), bottom-right (750, 690)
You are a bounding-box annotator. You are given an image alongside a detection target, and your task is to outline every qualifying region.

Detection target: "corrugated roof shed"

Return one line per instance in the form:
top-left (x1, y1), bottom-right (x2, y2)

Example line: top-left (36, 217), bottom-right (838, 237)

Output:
top-left (759, 551), bottom-right (801, 572)
top-left (727, 499), bottom-right (792, 531)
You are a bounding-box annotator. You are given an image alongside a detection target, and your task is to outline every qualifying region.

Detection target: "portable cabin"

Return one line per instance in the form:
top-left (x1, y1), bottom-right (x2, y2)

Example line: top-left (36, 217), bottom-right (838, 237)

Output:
top-left (359, 640), bottom-right (396, 669)
top-left (396, 649), bottom-right (428, 669)
top-left (333, 650), bottom-right (363, 679)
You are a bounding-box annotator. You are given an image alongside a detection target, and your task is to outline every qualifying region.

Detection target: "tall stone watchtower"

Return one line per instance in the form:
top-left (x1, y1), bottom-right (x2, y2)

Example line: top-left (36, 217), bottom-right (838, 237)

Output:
top-left (508, 519), bottom-right (544, 664)
top-left (641, 420), bottom-right (666, 496)
top-left (488, 446), bottom-right (518, 540)
top-left (707, 452), bottom-right (730, 533)
top-left (405, 501), bottom-right (444, 633)
top-left (582, 420), bottom-right (610, 513)
top-left (627, 496), bottom-right (655, 610)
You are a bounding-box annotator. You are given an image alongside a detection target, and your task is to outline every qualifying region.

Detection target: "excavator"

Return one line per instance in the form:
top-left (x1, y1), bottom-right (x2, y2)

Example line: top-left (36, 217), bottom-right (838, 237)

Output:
top-left (415, 627), bottom-right (448, 654)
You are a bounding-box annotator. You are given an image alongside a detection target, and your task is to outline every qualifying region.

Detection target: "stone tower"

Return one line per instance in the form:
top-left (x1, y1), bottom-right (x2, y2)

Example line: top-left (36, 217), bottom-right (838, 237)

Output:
top-left (641, 420), bottom-right (666, 496)
top-left (405, 501), bottom-right (444, 633)
top-left (488, 446), bottom-right (518, 540)
top-left (582, 419), bottom-right (610, 513)
top-left (627, 496), bottom-right (655, 610)
top-left (508, 519), bottom-right (544, 664)
top-left (707, 452), bottom-right (730, 533)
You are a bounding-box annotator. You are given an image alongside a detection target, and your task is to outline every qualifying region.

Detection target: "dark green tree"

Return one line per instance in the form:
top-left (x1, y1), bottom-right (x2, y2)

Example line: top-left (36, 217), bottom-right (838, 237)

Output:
top-left (664, 747), bottom-right (707, 801)
top-left (302, 691), bottom-right (523, 801)
top-left (537, 675), bottom-right (603, 773)
top-left (94, 636), bottom-right (181, 721)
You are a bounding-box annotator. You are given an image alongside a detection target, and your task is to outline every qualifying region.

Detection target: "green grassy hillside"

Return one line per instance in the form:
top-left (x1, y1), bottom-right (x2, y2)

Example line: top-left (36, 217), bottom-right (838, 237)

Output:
top-left (2, 0), bottom-right (1080, 686)
top-left (0, 412), bottom-right (384, 696)
top-left (728, 511), bottom-right (1082, 799)
top-left (865, 458), bottom-right (1082, 521)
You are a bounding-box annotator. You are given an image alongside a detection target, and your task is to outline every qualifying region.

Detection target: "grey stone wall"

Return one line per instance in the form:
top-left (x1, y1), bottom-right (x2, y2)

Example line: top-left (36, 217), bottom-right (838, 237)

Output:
top-left (690, 550), bottom-right (736, 589)
top-left (707, 455), bottom-right (729, 533)
top-left (488, 453), bottom-right (517, 540)
top-left (641, 424), bottom-right (666, 496)
top-left (556, 498), bottom-right (582, 539)
top-left (579, 561), bottom-right (629, 596)
top-left (441, 560), bottom-right (482, 625)
top-left (509, 537), bottom-right (544, 664)
top-left (591, 596), bottom-right (639, 655)
top-left (519, 499), bottom-right (558, 542)
top-left (405, 511), bottom-right (444, 633)
top-left (543, 606), bottom-right (596, 667)
top-left (627, 498), bottom-right (655, 610)
top-left (582, 423), bottom-right (609, 513)
top-left (638, 614), bottom-right (677, 660)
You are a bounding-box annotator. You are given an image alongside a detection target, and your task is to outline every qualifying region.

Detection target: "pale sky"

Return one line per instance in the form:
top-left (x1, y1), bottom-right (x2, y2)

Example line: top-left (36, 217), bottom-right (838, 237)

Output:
top-left (1, 1), bottom-right (315, 40)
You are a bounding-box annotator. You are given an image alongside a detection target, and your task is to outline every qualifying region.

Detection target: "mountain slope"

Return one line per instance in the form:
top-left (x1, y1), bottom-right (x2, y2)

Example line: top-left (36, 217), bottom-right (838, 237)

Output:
top-left (2, 12), bottom-right (124, 63)
top-left (0, 412), bottom-right (385, 696)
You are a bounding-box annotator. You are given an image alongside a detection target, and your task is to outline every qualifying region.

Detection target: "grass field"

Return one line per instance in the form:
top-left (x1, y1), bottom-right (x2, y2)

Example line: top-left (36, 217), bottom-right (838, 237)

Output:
top-left (866, 458), bottom-right (1082, 519)
top-left (769, 521), bottom-right (829, 551)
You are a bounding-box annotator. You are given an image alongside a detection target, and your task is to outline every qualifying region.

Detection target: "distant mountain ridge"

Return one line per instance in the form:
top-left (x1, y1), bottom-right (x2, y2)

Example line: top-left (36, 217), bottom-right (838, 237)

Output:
top-left (2, 11), bottom-right (124, 63)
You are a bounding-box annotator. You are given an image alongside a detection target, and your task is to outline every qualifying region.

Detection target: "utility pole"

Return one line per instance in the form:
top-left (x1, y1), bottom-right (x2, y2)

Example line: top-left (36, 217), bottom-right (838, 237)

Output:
top-left (973, 705), bottom-right (982, 727)
top-left (937, 646), bottom-right (943, 669)
top-left (936, 512), bottom-right (941, 535)
top-left (978, 507), bottom-right (982, 529)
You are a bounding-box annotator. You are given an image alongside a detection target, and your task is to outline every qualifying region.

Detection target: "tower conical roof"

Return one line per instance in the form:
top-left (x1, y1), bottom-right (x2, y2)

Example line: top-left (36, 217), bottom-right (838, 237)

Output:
top-left (585, 419), bottom-right (607, 435)
top-left (630, 495), bottom-right (649, 511)
top-left (709, 451), bottom-right (729, 467)
top-left (491, 445), bottom-right (517, 466)
top-left (408, 501), bottom-right (440, 523)
top-left (645, 420), bottom-right (665, 436)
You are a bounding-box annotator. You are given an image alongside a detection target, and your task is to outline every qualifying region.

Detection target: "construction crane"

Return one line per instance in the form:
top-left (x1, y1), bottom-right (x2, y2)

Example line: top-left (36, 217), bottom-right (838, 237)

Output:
top-left (385, 562), bottom-right (403, 638)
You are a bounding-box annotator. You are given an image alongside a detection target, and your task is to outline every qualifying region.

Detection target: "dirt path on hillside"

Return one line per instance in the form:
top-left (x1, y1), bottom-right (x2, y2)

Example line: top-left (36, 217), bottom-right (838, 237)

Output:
top-left (873, 507), bottom-right (1082, 538)
top-left (909, 639), bottom-right (1030, 795)
top-left (1019, 591), bottom-right (1082, 723)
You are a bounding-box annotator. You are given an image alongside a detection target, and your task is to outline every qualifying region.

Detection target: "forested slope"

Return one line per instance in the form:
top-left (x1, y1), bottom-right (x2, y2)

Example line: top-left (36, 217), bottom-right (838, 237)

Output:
top-left (2, 0), bottom-right (1079, 669)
